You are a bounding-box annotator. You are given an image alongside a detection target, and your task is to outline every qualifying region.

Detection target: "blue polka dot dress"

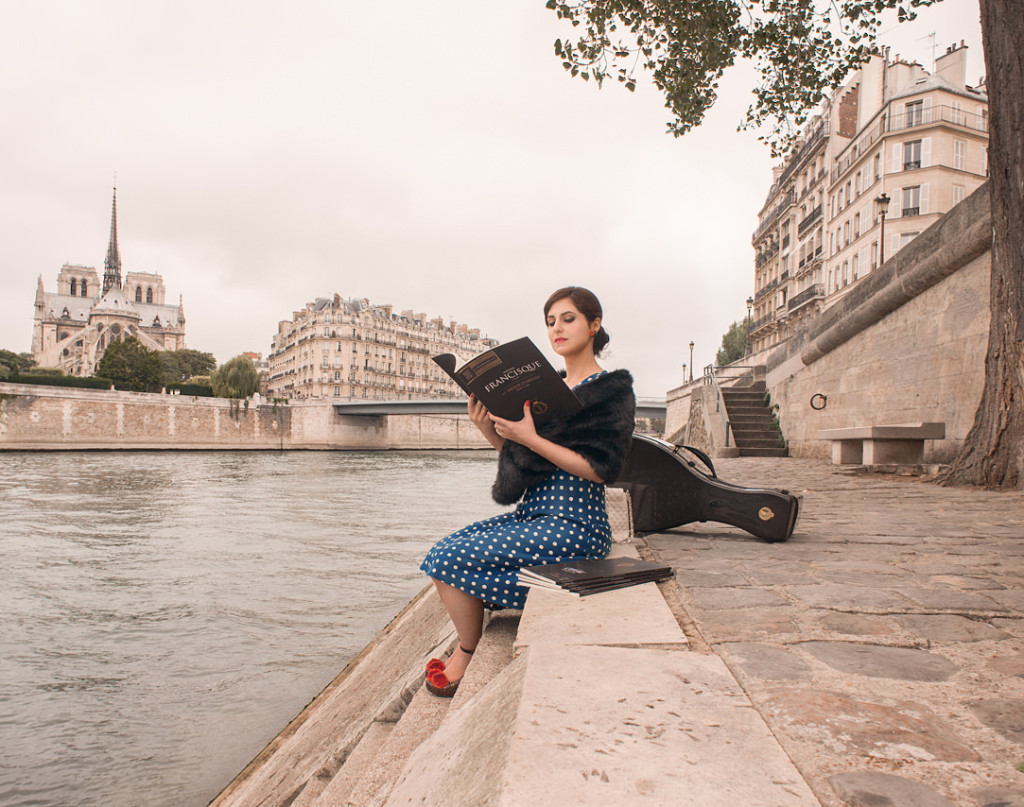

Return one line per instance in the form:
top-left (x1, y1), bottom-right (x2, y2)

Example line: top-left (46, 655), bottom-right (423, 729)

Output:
top-left (421, 372), bottom-right (613, 610)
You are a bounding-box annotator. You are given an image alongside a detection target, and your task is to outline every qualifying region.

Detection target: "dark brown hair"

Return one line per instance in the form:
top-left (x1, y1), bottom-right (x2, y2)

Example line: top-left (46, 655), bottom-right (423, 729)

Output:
top-left (543, 286), bottom-right (610, 356)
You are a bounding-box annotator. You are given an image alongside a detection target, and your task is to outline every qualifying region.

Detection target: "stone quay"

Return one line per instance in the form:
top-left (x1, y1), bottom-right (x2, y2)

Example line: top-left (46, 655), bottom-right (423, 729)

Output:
top-left (210, 455), bottom-right (1024, 807)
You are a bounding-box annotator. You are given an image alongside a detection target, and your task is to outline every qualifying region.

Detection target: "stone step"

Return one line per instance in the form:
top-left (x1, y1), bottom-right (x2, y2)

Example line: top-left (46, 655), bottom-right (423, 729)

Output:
top-left (734, 437), bottom-right (787, 449)
top-left (729, 415), bottom-right (774, 428)
top-left (739, 446), bottom-right (789, 457)
top-left (727, 404), bottom-right (774, 415)
top-left (381, 544), bottom-right (817, 806)
top-left (720, 393), bottom-right (770, 403)
top-left (731, 426), bottom-right (783, 438)
top-left (313, 612), bottom-right (521, 807)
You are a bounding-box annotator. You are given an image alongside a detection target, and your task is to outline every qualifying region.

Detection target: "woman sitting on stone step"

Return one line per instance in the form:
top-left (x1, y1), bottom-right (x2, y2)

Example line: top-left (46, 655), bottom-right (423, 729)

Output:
top-left (420, 286), bottom-right (635, 697)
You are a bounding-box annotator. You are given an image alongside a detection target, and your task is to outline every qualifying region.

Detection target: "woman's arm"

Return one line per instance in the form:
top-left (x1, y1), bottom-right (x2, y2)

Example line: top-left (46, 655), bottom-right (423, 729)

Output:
top-left (489, 401), bottom-right (604, 483)
top-left (468, 395), bottom-right (504, 451)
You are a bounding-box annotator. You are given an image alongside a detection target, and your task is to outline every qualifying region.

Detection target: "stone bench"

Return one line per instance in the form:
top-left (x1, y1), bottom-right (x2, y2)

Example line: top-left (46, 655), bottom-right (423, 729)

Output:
top-left (818, 422), bottom-right (945, 465)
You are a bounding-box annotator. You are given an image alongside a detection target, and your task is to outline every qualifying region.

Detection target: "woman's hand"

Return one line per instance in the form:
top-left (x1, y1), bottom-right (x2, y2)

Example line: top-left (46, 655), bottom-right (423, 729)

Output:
top-left (489, 400), bottom-right (539, 447)
top-left (469, 395), bottom-right (504, 450)
top-left (492, 400), bottom-right (603, 482)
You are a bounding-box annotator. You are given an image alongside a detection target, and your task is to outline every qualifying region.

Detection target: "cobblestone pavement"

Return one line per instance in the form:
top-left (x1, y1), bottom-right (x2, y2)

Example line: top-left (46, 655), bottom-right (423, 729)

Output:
top-left (643, 457), bottom-right (1024, 807)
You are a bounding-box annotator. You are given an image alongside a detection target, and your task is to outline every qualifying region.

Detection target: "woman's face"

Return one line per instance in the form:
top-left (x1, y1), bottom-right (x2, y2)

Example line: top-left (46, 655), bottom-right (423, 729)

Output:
top-left (546, 297), bottom-right (598, 358)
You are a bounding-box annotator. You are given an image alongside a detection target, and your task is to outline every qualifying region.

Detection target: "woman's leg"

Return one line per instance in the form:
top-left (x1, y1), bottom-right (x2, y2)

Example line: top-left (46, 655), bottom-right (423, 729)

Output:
top-left (432, 578), bottom-right (484, 681)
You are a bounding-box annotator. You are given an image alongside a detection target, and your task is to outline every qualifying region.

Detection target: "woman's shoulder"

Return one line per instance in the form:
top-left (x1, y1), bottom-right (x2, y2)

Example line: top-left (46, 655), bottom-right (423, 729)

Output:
top-left (573, 368), bottom-right (634, 405)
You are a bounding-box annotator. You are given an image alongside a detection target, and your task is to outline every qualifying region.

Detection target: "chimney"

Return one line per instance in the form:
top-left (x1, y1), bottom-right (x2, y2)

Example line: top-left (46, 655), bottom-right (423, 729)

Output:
top-left (934, 42), bottom-right (967, 88)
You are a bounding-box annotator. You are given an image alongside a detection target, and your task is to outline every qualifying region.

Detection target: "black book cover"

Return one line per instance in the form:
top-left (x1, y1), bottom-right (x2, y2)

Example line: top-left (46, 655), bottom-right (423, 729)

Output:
top-left (519, 556), bottom-right (672, 587)
top-left (517, 569), bottom-right (672, 597)
top-left (432, 336), bottom-right (582, 423)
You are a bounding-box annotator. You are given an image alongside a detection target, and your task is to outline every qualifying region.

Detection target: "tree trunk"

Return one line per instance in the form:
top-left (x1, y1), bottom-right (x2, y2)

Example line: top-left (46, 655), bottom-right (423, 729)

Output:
top-left (943, 0), bottom-right (1024, 489)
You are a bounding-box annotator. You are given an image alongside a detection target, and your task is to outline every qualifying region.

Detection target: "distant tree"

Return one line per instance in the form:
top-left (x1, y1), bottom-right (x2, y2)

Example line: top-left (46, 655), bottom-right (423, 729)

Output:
top-left (96, 336), bottom-right (163, 392)
top-left (211, 355), bottom-right (260, 399)
top-left (159, 348), bottom-right (217, 386)
top-left (19, 367), bottom-right (64, 377)
top-left (0, 350), bottom-right (36, 379)
top-left (715, 319), bottom-right (749, 367)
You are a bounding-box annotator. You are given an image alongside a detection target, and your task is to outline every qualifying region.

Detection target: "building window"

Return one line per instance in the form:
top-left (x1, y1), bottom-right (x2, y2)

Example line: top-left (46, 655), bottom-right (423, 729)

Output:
top-left (80, 280), bottom-right (87, 296)
top-left (951, 101), bottom-right (963, 125)
top-left (852, 253), bottom-right (859, 280)
top-left (854, 212), bottom-right (861, 239)
top-left (334, 386), bottom-right (340, 397)
top-left (874, 152), bottom-right (882, 182)
top-left (903, 140), bottom-right (922, 170)
top-left (146, 287), bottom-right (153, 303)
top-left (871, 241), bottom-right (878, 270)
top-left (70, 278), bottom-right (77, 295)
top-left (135, 286), bottom-right (142, 302)
top-left (900, 232), bottom-right (919, 249)
top-left (953, 139), bottom-right (967, 171)
top-left (905, 100), bottom-right (923, 127)
top-left (953, 184), bottom-right (965, 205)
top-left (902, 186), bottom-right (921, 217)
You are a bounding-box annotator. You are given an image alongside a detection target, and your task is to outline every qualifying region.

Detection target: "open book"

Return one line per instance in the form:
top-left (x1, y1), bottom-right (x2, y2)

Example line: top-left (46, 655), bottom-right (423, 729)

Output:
top-left (432, 336), bottom-right (582, 423)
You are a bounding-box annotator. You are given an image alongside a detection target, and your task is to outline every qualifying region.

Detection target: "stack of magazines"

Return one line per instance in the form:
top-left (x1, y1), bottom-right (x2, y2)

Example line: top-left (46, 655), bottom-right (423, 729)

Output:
top-left (517, 557), bottom-right (673, 597)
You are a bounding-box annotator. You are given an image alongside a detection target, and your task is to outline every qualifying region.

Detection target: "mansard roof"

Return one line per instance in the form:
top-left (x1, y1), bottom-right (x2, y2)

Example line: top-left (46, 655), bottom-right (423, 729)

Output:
top-left (890, 72), bottom-right (988, 103)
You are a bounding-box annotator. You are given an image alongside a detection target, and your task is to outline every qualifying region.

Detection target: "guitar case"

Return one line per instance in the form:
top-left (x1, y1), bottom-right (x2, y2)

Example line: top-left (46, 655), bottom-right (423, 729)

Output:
top-left (610, 433), bottom-right (800, 542)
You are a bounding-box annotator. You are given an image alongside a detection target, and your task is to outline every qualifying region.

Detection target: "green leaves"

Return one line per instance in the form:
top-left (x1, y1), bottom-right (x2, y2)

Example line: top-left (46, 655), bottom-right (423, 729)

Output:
top-left (211, 355), bottom-right (260, 399)
top-left (96, 336), bottom-right (163, 392)
top-left (545, 0), bottom-right (944, 155)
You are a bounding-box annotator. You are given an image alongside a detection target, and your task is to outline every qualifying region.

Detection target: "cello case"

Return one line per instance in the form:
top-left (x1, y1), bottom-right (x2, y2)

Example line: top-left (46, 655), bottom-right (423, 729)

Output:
top-left (610, 433), bottom-right (800, 542)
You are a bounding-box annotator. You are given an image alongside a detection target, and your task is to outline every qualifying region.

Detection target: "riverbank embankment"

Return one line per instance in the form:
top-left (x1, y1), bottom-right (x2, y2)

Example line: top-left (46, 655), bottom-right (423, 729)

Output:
top-left (0, 383), bottom-right (489, 450)
top-left (211, 457), bottom-right (1024, 807)
top-left (210, 488), bottom-right (816, 807)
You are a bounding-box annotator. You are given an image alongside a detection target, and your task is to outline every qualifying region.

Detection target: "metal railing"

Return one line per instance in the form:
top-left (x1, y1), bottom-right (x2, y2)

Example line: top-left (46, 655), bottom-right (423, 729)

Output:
top-left (702, 364), bottom-right (764, 448)
top-left (702, 364), bottom-right (734, 447)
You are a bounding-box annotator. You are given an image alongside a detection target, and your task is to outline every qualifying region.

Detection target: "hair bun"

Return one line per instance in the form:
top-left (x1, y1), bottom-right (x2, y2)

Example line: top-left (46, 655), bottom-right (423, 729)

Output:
top-left (593, 325), bottom-right (610, 356)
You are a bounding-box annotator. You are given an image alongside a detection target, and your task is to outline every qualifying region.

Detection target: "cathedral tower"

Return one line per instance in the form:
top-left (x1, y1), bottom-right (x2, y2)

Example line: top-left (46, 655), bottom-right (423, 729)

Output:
top-left (102, 187), bottom-right (122, 294)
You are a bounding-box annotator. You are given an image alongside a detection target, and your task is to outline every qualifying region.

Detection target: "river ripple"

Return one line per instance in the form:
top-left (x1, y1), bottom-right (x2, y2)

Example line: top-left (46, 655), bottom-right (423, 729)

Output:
top-left (0, 450), bottom-right (499, 807)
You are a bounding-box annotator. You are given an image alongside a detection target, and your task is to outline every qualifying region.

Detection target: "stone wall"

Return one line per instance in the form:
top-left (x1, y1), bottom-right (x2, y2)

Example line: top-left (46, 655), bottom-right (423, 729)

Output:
top-left (764, 185), bottom-right (992, 463)
top-left (0, 384), bottom-right (490, 451)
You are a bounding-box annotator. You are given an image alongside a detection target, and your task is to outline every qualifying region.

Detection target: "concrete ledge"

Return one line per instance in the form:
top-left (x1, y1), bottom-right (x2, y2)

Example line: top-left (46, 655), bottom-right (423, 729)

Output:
top-left (382, 543), bottom-right (817, 806)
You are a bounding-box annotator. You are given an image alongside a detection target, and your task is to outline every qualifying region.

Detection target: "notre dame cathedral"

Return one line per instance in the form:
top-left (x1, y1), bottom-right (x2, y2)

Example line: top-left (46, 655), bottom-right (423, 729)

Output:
top-left (31, 188), bottom-right (187, 376)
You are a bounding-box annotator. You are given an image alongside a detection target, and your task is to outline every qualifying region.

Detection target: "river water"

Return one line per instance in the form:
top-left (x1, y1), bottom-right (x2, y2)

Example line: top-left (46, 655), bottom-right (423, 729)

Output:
top-left (0, 450), bottom-right (500, 807)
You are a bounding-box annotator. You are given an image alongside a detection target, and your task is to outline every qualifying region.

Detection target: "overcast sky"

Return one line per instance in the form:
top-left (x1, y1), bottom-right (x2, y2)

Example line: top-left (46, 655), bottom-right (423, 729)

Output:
top-left (0, 1), bottom-right (984, 397)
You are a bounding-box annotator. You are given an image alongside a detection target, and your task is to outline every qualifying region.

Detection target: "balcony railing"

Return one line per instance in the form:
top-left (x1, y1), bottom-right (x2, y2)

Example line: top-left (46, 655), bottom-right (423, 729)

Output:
top-left (788, 284), bottom-right (825, 312)
top-left (754, 278), bottom-right (779, 301)
top-left (797, 203), bottom-right (823, 238)
top-left (832, 104), bottom-right (988, 183)
top-left (752, 190), bottom-right (796, 242)
top-left (902, 206), bottom-right (920, 217)
top-left (750, 311), bottom-right (776, 333)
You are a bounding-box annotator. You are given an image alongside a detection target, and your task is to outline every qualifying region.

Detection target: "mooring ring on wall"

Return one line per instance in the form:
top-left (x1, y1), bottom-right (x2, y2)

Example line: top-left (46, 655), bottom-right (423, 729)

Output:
top-left (810, 393), bottom-right (828, 411)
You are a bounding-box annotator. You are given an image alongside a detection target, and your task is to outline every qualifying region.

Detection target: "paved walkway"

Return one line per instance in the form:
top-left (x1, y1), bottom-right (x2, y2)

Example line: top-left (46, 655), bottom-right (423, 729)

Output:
top-left (644, 457), bottom-right (1024, 807)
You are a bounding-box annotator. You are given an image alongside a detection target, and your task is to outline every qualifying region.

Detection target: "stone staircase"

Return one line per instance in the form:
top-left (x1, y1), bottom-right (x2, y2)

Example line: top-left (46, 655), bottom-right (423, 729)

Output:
top-left (722, 381), bottom-right (788, 457)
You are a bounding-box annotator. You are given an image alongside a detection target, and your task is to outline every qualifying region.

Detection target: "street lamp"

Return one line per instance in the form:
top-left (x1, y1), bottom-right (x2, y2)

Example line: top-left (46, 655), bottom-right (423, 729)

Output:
top-left (876, 192), bottom-right (891, 266)
top-left (688, 341), bottom-right (694, 381)
top-left (745, 296), bottom-right (753, 356)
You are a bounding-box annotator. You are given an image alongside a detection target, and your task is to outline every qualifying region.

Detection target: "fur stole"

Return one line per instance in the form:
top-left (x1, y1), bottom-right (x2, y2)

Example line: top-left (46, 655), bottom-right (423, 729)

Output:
top-left (492, 368), bottom-right (635, 505)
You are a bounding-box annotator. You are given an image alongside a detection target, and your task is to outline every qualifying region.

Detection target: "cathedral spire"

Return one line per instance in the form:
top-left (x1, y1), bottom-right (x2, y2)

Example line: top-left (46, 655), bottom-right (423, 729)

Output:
top-left (102, 186), bottom-right (122, 294)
